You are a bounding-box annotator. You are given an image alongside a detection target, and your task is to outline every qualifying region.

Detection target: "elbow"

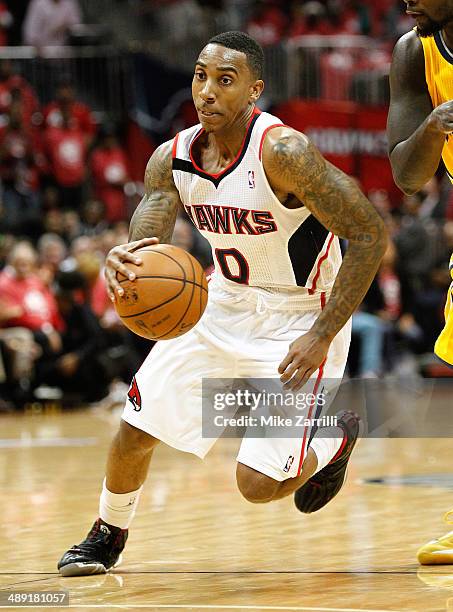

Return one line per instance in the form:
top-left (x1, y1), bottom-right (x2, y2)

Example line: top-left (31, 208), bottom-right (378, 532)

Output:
top-left (389, 160), bottom-right (423, 195)
top-left (389, 149), bottom-right (423, 195)
top-left (393, 175), bottom-right (420, 196)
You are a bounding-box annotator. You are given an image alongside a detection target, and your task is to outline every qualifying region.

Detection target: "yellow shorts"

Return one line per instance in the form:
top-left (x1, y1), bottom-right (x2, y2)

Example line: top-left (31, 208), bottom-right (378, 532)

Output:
top-left (434, 254), bottom-right (453, 367)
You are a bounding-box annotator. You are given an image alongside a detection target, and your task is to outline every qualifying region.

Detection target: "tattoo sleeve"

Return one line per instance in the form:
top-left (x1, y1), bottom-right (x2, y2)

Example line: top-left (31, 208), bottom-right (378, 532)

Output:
top-left (128, 140), bottom-right (181, 242)
top-left (268, 132), bottom-right (388, 341)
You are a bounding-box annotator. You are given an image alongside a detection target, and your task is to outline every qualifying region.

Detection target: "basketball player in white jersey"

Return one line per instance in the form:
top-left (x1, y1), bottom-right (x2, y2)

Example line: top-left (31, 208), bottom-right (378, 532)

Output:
top-left (58, 31), bottom-right (387, 576)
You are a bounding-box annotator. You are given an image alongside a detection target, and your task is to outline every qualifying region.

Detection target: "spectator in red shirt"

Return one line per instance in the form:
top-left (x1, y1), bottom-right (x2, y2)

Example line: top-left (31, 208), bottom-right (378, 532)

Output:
top-left (0, 240), bottom-right (62, 356)
top-left (43, 106), bottom-right (88, 210)
top-left (246, 0), bottom-right (287, 47)
top-left (0, 60), bottom-right (40, 126)
top-left (0, 100), bottom-right (42, 236)
top-left (90, 125), bottom-right (130, 223)
top-left (43, 78), bottom-right (96, 147)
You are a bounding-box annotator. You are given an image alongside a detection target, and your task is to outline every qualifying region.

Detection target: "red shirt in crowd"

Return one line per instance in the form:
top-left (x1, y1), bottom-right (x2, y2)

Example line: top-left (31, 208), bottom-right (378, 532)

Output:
top-left (246, 6), bottom-right (287, 46)
top-left (0, 267), bottom-right (61, 331)
top-left (43, 101), bottom-right (96, 141)
top-left (43, 123), bottom-right (87, 187)
top-left (0, 75), bottom-right (40, 126)
top-left (0, 123), bottom-right (42, 191)
top-left (90, 146), bottom-right (129, 222)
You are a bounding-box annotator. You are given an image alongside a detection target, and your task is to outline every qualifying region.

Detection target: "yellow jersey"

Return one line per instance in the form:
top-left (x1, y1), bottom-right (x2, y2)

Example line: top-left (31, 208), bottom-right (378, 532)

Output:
top-left (419, 33), bottom-right (453, 365)
top-left (420, 31), bottom-right (453, 181)
top-left (434, 254), bottom-right (453, 366)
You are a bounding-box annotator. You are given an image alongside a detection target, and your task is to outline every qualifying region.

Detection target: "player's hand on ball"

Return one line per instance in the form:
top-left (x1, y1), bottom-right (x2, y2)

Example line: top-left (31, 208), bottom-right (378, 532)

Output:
top-left (278, 331), bottom-right (330, 391)
top-left (429, 101), bottom-right (453, 135)
top-left (104, 237), bottom-right (159, 301)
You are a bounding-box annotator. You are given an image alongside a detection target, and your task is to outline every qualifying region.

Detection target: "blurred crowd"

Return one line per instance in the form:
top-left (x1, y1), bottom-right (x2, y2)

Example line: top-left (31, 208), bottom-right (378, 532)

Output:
top-left (0, 1), bottom-right (421, 49)
top-left (127, 0), bottom-right (416, 49)
top-left (0, 52), bottom-right (213, 410)
top-left (0, 0), bottom-right (452, 412)
top-left (350, 179), bottom-right (453, 379)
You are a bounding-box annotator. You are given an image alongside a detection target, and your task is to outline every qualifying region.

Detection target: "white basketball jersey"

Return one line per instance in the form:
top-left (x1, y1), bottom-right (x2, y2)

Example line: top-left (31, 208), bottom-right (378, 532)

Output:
top-left (172, 109), bottom-right (342, 296)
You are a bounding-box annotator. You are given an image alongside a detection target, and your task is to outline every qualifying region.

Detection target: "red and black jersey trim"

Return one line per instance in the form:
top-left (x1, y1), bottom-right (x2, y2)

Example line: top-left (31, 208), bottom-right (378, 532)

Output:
top-left (172, 110), bottom-right (261, 188)
top-left (288, 216), bottom-right (330, 287)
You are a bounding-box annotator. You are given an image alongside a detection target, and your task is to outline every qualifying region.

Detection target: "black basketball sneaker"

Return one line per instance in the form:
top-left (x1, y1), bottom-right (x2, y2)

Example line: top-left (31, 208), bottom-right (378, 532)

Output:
top-left (294, 410), bottom-right (361, 514)
top-left (58, 519), bottom-right (128, 577)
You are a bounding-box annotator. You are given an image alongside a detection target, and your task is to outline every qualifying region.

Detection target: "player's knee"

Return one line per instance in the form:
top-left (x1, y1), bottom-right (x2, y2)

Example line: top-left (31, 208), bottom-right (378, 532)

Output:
top-left (236, 463), bottom-right (280, 503)
top-left (119, 420), bottom-right (160, 455)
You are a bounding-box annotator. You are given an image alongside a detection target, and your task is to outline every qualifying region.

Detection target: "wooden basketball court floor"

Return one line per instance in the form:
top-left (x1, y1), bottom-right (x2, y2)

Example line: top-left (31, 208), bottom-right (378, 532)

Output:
top-left (2, 406), bottom-right (453, 612)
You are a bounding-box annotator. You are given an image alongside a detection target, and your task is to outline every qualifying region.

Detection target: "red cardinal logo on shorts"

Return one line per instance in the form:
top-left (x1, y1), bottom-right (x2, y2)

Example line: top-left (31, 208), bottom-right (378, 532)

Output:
top-left (127, 376), bottom-right (142, 411)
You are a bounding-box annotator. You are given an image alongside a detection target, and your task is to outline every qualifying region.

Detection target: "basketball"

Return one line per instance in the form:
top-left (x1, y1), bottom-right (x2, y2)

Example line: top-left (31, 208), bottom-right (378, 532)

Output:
top-left (114, 244), bottom-right (208, 340)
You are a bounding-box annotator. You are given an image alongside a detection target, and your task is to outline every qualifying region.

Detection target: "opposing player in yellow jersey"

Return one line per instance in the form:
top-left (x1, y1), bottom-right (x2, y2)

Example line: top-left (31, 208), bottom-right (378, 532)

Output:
top-left (388, 0), bottom-right (453, 565)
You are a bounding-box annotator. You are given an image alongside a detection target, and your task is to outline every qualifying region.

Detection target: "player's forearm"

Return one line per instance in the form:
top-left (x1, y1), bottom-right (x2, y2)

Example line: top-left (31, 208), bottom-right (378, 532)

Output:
top-left (390, 116), bottom-right (445, 194)
top-left (129, 192), bottom-right (178, 243)
top-left (310, 230), bottom-right (388, 342)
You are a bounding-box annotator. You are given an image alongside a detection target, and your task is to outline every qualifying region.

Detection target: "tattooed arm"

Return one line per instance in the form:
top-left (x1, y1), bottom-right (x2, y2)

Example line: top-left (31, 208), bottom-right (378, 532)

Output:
top-left (104, 140), bottom-right (182, 300)
top-left (128, 141), bottom-right (181, 242)
top-left (262, 127), bottom-right (388, 389)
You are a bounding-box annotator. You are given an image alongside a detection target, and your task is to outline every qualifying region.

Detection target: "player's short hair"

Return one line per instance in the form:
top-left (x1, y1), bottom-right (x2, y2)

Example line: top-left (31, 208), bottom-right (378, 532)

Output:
top-left (207, 31), bottom-right (264, 80)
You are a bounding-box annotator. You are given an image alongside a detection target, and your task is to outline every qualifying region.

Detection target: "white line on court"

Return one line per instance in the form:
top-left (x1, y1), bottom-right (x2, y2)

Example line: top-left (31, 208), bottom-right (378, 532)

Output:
top-left (0, 437), bottom-right (97, 448)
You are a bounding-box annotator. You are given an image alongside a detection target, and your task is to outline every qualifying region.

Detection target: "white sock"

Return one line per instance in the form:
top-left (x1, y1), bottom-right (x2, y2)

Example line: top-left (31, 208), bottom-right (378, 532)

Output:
top-left (99, 479), bottom-right (143, 529)
top-left (309, 427), bottom-right (345, 474)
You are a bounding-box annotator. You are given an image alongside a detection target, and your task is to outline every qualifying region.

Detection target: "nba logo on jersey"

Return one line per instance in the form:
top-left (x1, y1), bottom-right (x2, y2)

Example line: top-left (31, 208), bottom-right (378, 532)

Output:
top-left (248, 170), bottom-right (255, 189)
top-left (283, 455), bottom-right (294, 473)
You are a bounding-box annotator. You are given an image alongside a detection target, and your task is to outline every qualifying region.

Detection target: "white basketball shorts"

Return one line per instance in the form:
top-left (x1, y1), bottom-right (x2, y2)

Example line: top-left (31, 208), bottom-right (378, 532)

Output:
top-left (122, 274), bottom-right (351, 482)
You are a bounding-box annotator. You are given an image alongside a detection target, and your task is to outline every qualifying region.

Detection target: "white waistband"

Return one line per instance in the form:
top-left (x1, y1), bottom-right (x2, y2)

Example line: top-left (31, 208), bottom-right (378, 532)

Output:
top-left (208, 273), bottom-right (329, 313)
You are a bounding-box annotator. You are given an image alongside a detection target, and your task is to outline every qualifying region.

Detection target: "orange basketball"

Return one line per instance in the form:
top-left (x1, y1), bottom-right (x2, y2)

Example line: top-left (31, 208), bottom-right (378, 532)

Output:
top-left (114, 245), bottom-right (208, 340)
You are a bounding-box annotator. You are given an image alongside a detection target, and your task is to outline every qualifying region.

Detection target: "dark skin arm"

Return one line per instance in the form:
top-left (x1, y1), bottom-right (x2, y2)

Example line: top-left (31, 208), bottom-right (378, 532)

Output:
top-left (388, 30), bottom-right (453, 194)
top-left (104, 140), bottom-right (182, 301)
top-left (263, 127), bottom-right (388, 390)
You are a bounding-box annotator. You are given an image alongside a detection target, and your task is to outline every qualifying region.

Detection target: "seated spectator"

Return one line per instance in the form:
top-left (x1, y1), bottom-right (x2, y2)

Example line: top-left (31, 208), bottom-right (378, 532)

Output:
top-left (43, 107), bottom-right (88, 211)
top-left (0, 241), bottom-right (62, 400)
top-left (79, 199), bottom-right (109, 236)
top-left (0, 60), bottom-right (40, 127)
top-left (35, 268), bottom-right (110, 403)
top-left (0, 241), bottom-right (62, 340)
top-left (351, 241), bottom-right (422, 376)
top-left (61, 209), bottom-right (83, 242)
top-left (90, 125), bottom-right (130, 223)
top-left (0, 324), bottom-right (38, 407)
top-left (37, 232), bottom-right (67, 286)
top-left (0, 100), bottom-right (42, 237)
top-left (22, 0), bottom-right (81, 49)
top-left (42, 78), bottom-right (96, 147)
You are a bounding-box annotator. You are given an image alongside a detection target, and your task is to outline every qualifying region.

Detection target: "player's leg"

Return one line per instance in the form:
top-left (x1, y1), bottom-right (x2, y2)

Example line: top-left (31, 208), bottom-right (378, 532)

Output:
top-left (58, 421), bottom-right (158, 577)
top-left (236, 409), bottom-right (359, 505)
top-left (418, 275), bottom-right (453, 564)
top-left (58, 322), bottom-right (234, 576)
top-left (235, 303), bottom-right (357, 510)
top-left (235, 449), bottom-right (318, 503)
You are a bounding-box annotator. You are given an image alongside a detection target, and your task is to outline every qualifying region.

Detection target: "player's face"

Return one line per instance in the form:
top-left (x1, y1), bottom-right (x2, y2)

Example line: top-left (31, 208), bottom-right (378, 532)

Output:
top-left (192, 44), bottom-right (263, 132)
top-left (405, 0), bottom-right (453, 36)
